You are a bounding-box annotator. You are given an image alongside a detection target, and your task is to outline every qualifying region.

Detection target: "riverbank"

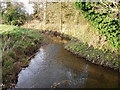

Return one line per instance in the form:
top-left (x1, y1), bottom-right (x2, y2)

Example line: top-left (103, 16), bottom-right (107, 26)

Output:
top-left (1, 24), bottom-right (43, 89)
top-left (1, 25), bottom-right (119, 89)
top-left (21, 2), bottom-right (119, 72)
top-left (22, 2), bottom-right (119, 53)
top-left (41, 30), bottom-right (120, 72)
top-left (65, 41), bottom-right (119, 72)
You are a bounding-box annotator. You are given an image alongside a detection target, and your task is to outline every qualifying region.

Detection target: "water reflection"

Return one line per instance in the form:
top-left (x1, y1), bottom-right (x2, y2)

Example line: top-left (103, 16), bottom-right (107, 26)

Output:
top-left (65, 64), bottom-right (88, 88)
top-left (15, 35), bottom-right (119, 88)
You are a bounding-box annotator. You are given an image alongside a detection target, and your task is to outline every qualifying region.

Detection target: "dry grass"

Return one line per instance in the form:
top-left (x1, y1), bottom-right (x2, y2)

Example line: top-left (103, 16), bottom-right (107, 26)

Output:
top-left (22, 2), bottom-right (114, 51)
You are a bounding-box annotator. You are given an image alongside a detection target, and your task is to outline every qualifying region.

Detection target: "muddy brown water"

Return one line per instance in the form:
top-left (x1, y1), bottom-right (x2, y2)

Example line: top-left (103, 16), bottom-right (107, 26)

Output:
top-left (15, 35), bottom-right (119, 88)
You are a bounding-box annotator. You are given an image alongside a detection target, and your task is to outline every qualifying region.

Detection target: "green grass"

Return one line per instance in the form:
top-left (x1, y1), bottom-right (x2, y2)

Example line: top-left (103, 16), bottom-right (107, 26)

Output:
top-left (1, 24), bottom-right (43, 88)
top-left (65, 40), bottom-right (119, 70)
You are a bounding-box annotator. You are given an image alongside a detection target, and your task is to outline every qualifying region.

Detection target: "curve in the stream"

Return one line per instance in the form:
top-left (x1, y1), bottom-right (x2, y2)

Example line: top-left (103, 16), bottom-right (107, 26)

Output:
top-left (15, 35), bottom-right (119, 88)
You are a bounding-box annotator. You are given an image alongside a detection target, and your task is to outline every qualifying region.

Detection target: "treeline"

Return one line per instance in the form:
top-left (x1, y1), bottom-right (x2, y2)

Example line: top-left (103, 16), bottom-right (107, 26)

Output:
top-left (75, 2), bottom-right (120, 51)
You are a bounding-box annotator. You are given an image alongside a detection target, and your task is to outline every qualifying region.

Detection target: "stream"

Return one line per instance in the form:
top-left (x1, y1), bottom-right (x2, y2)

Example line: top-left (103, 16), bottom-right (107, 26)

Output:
top-left (15, 34), bottom-right (119, 88)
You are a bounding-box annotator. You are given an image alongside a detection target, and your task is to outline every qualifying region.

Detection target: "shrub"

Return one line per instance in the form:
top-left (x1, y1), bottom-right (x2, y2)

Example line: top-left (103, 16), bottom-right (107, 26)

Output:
top-left (2, 8), bottom-right (26, 26)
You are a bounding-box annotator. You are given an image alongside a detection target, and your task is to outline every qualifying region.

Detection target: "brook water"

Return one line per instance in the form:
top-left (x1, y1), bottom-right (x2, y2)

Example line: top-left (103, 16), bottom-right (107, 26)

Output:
top-left (15, 34), bottom-right (119, 88)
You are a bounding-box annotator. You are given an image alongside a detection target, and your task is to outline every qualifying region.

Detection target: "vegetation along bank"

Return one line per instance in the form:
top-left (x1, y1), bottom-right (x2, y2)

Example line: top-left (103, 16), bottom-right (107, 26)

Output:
top-left (42, 30), bottom-right (120, 71)
top-left (22, 2), bottom-right (120, 71)
top-left (0, 25), bottom-right (42, 88)
top-left (66, 2), bottom-right (120, 71)
top-left (1, 1), bottom-right (120, 89)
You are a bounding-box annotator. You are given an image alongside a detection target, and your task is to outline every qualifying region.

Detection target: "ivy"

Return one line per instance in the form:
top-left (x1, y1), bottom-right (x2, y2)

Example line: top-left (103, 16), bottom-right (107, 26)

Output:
top-left (75, 2), bottom-right (120, 51)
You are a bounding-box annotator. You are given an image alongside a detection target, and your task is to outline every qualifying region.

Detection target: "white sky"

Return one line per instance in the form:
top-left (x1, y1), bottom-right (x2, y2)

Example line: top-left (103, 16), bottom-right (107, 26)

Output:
top-left (0, 0), bottom-right (44, 15)
top-left (19, 0), bottom-right (34, 15)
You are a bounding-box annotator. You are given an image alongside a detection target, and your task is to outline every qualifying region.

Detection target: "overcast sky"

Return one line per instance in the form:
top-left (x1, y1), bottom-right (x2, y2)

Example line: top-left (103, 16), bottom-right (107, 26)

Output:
top-left (19, 0), bottom-right (34, 15)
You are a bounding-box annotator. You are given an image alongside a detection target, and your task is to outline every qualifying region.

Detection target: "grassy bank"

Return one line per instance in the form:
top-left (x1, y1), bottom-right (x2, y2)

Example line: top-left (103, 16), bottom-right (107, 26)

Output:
top-left (0, 24), bottom-right (42, 88)
top-left (65, 40), bottom-right (119, 71)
